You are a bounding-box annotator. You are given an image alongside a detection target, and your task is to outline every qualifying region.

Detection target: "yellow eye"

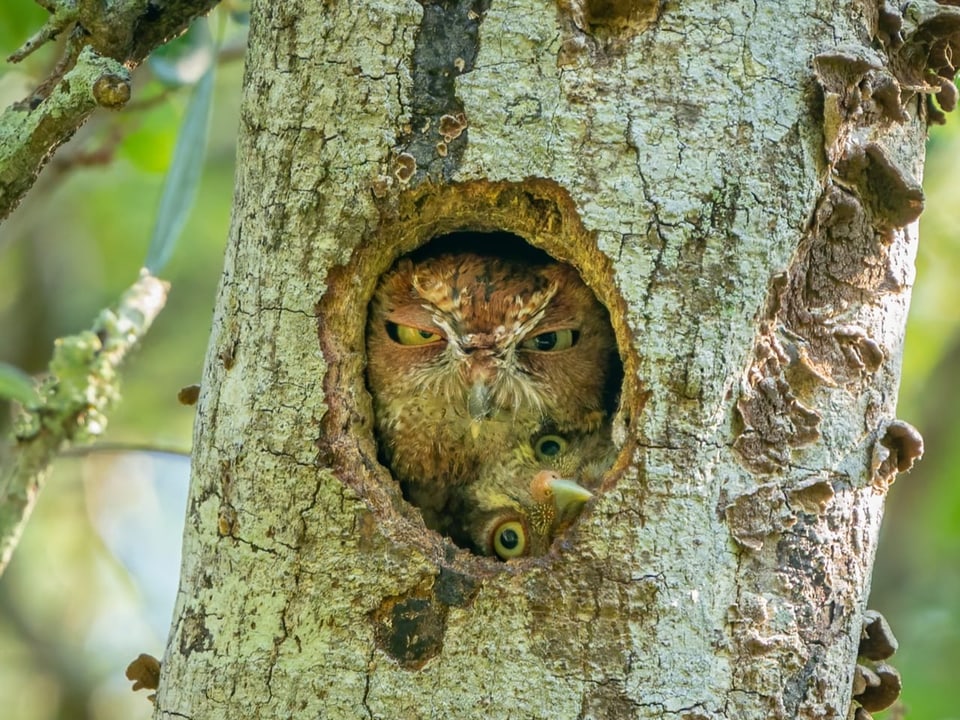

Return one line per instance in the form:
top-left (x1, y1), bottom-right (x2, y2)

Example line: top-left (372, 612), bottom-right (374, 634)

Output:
top-left (520, 329), bottom-right (578, 351)
top-left (387, 322), bottom-right (443, 346)
top-left (534, 434), bottom-right (568, 461)
top-left (491, 520), bottom-right (527, 559)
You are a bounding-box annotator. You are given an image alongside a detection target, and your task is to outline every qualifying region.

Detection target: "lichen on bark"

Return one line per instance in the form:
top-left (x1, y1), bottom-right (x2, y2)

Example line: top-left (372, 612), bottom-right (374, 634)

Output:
top-left (155, 1), bottom-right (938, 718)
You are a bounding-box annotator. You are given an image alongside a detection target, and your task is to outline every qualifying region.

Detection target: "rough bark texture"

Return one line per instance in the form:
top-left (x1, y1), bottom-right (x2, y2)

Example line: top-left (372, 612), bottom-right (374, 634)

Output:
top-left (157, 1), bottom-right (949, 717)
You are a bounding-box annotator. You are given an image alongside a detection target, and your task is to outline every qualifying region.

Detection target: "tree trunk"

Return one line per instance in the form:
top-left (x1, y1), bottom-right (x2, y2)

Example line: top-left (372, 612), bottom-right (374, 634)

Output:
top-left (156, 1), bottom-right (950, 717)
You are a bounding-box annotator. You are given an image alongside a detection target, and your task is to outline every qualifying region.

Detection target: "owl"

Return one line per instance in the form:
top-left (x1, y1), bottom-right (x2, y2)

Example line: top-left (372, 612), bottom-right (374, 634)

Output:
top-left (366, 251), bottom-right (619, 521)
top-left (446, 424), bottom-right (616, 559)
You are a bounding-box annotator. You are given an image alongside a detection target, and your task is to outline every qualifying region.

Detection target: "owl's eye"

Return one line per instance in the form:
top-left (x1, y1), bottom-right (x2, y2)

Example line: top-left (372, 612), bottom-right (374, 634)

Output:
top-left (491, 520), bottom-right (527, 559)
top-left (387, 322), bottom-right (443, 346)
top-left (520, 329), bottom-right (578, 352)
top-left (534, 434), bottom-right (568, 460)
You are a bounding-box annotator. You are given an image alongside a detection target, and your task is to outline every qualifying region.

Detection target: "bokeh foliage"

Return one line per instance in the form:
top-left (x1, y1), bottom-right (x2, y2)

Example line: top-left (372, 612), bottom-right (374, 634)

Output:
top-left (0, 3), bottom-right (957, 718)
top-left (872, 118), bottom-right (960, 720)
top-left (0, 4), bottom-right (241, 718)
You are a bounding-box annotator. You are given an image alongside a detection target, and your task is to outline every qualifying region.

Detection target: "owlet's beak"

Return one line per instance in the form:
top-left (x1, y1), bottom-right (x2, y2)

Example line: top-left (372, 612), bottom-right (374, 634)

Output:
top-left (547, 476), bottom-right (594, 515)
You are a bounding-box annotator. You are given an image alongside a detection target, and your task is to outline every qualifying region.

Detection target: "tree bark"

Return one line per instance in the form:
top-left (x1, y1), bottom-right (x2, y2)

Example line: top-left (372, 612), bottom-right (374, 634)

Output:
top-left (157, 1), bottom-right (953, 717)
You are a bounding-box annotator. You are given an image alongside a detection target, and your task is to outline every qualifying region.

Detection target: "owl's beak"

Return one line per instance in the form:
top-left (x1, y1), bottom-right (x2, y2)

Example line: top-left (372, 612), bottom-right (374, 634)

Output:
top-left (468, 380), bottom-right (492, 426)
top-left (547, 477), bottom-right (594, 514)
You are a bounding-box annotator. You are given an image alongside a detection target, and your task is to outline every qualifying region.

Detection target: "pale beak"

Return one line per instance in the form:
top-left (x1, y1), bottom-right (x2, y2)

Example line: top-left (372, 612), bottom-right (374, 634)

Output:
top-left (468, 380), bottom-right (492, 424)
top-left (547, 477), bottom-right (594, 515)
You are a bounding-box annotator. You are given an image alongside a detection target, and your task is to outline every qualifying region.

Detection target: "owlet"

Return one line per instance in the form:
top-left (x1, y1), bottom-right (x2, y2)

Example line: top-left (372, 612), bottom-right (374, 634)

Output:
top-left (446, 424), bottom-right (617, 559)
top-left (366, 251), bottom-right (618, 519)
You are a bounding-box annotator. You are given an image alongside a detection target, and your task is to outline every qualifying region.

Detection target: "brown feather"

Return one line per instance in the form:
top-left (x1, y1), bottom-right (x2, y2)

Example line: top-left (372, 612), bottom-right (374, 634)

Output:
top-left (366, 252), bottom-right (618, 537)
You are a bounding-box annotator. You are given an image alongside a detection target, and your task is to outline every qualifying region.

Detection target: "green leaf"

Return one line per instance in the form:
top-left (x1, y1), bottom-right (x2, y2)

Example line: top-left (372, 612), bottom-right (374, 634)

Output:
top-left (143, 63), bottom-right (216, 274)
top-left (0, 363), bottom-right (38, 406)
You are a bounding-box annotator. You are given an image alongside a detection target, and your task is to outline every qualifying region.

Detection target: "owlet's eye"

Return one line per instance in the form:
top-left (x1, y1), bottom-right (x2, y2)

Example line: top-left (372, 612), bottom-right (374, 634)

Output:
top-left (491, 520), bottom-right (527, 559)
top-left (520, 329), bottom-right (578, 352)
top-left (386, 322), bottom-right (443, 346)
top-left (534, 434), bottom-right (568, 460)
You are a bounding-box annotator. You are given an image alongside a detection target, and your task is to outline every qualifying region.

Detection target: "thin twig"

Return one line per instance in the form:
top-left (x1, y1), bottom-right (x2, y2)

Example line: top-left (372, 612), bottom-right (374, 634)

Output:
top-left (60, 442), bottom-right (191, 459)
top-left (6, 1), bottom-right (79, 64)
top-left (0, 270), bottom-right (170, 576)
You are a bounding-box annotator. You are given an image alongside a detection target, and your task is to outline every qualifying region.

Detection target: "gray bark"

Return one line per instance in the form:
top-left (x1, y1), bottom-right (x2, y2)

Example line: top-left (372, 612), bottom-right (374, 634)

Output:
top-left (156, 1), bottom-right (950, 717)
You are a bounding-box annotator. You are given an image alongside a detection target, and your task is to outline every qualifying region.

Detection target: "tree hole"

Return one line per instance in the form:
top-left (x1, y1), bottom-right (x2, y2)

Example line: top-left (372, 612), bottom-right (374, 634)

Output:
top-left (559, 0), bottom-right (661, 44)
top-left (365, 229), bottom-right (624, 560)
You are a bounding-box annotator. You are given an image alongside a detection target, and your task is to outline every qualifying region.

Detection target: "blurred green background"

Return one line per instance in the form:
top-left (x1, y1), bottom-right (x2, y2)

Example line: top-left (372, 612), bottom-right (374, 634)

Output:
top-left (0, 4), bottom-right (957, 719)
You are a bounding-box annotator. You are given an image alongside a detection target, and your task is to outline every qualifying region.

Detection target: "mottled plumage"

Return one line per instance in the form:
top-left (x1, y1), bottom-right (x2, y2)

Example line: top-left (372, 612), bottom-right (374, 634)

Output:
top-left (366, 252), bottom-right (618, 523)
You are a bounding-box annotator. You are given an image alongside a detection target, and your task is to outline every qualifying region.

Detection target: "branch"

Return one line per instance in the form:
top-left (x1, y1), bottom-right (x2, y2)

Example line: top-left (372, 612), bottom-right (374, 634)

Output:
top-left (6, 1), bottom-right (78, 64)
top-left (0, 46), bottom-right (131, 221)
top-left (0, 270), bottom-right (170, 576)
top-left (0, 0), bottom-right (221, 220)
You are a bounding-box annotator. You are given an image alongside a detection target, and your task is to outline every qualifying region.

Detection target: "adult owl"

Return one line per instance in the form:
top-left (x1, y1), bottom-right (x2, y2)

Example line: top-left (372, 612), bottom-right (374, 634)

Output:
top-left (366, 250), bottom-right (619, 520)
top-left (447, 424), bottom-right (616, 559)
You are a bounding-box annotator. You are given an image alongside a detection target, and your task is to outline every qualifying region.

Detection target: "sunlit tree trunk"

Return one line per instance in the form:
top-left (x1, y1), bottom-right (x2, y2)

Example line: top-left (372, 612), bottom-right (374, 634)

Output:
top-left (156, 1), bottom-right (950, 717)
